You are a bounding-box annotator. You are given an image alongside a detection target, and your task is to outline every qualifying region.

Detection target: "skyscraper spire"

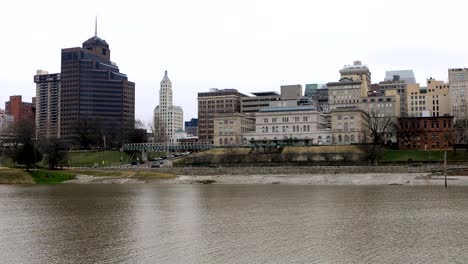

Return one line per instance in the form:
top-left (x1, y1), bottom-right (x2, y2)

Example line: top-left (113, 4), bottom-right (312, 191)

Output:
top-left (95, 16), bottom-right (97, 37)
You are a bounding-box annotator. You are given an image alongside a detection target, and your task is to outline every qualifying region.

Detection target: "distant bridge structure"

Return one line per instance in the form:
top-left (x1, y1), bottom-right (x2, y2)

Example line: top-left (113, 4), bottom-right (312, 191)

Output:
top-left (122, 142), bottom-right (215, 161)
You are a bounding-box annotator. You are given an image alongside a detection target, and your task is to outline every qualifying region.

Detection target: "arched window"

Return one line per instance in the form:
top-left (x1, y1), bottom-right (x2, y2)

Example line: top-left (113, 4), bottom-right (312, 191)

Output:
top-left (293, 126), bottom-right (296, 132)
top-left (326, 136), bottom-right (331, 143)
top-left (338, 135), bottom-right (342, 143)
top-left (350, 135), bottom-right (355, 143)
top-left (318, 136), bottom-right (322, 143)
top-left (219, 139), bottom-right (223, 145)
top-left (344, 135), bottom-right (349, 143)
top-left (303, 125), bottom-right (307, 132)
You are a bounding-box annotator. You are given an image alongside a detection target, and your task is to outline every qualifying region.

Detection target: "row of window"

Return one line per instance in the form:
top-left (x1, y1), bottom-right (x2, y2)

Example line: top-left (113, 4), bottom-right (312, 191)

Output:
top-left (261, 125), bottom-right (312, 133)
top-left (262, 116), bottom-right (310, 123)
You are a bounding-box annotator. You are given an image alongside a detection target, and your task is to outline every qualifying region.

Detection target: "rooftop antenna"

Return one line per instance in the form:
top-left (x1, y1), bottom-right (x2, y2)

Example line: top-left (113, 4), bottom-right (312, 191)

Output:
top-left (95, 16), bottom-right (97, 37)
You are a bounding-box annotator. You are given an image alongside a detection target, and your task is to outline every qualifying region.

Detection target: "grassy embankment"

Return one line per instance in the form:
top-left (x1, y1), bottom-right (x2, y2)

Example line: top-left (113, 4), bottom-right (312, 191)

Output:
top-left (380, 149), bottom-right (468, 163)
top-left (68, 150), bottom-right (168, 167)
top-left (0, 167), bottom-right (176, 184)
top-left (68, 151), bottom-right (130, 167)
top-left (0, 168), bottom-right (75, 184)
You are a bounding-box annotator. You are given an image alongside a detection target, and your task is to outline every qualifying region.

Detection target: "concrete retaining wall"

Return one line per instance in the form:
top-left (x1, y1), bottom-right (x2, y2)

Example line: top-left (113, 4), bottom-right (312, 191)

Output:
top-left (156, 165), bottom-right (466, 176)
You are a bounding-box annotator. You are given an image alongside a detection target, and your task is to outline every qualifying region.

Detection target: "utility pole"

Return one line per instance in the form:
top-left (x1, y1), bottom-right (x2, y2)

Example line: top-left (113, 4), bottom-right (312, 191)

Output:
top-left (444, 151), bottom-right (447, 188)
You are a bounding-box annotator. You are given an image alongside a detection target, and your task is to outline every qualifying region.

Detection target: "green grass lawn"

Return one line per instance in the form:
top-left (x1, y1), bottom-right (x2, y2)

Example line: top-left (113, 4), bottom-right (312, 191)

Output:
top-left (28, 170), bottom-right (75, 184)
top-left (68, 151), bottom-right (130, 167)
top-left (381, 149), bottom-right (468, 162)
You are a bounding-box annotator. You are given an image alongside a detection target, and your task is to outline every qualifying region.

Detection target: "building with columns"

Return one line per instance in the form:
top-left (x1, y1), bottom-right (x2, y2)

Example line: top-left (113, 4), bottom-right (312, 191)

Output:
top-left (154, 71), bottom-right (184, 143)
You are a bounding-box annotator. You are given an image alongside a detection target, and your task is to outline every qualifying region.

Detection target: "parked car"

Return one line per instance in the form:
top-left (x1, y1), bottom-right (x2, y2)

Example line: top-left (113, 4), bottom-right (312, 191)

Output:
top-left (130, 161), bottom-right (139, 165)
top-left (151, 162), bottom-right (161, 168)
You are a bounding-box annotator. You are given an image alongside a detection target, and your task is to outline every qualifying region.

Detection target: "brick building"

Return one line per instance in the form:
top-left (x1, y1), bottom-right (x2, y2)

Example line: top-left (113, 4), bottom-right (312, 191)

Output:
top-left (197, 88), bottom-right (247, 143)
top-left (397, 116), bottom-right (454, 150)
top-left (5, 95), bottom-right (35, 125)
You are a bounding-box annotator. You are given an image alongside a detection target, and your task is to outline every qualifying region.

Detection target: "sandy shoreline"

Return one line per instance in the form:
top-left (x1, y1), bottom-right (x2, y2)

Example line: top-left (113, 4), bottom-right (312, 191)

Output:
top-left (64, 173), bottom-right (468, 186)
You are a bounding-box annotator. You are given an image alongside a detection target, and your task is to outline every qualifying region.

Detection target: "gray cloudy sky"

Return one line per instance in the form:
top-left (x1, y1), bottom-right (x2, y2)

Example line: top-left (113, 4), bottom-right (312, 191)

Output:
top-left (2, 0), bottom-right (468, 122)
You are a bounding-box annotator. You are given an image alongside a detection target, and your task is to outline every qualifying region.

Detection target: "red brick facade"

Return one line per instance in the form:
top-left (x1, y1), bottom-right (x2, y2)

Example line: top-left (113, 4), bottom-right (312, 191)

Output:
top-left (397, 116), bottom-right (454, 150)
top-left (5, 95), bottom-right (35, 125)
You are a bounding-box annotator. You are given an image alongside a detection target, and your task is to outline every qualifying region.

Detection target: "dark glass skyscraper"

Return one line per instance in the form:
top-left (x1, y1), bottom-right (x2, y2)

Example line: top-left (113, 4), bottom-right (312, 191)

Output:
top-left (60, 33), bottom-right (135, 146)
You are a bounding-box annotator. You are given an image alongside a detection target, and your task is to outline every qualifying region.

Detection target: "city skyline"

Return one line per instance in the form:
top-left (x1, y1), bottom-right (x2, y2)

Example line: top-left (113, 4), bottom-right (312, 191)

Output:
top-left (2, 0), bottom-right (468, 122)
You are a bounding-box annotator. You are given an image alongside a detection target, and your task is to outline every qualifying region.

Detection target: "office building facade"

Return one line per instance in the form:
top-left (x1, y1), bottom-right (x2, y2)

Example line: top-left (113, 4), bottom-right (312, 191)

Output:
top-left (60, 33), bottom-right (135, 145)
top-left (197, 88), bottom-right (246, 143)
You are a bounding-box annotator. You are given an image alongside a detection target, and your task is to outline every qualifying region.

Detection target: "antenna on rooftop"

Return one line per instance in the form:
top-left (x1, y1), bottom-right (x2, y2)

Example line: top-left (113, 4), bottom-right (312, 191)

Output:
top-left (95, 16), bottom-right (97, 37)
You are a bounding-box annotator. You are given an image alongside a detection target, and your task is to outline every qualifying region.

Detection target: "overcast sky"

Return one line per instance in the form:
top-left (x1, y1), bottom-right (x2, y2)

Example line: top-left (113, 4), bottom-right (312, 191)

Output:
top-left (2, 0), bottom-right (468, 123)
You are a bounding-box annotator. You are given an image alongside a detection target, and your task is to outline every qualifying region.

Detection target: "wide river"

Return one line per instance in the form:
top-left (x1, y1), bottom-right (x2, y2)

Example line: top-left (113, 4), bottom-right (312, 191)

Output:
top-left (1, 183), bottom-right (467, 263)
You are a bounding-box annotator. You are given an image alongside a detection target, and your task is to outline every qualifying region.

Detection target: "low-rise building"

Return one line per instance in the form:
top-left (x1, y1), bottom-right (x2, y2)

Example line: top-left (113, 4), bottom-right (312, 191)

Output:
top-left (243, 106), bottom-right (332, 145)
top-left (213, 112), bottom-right (255, 146)
top-left (331, 107), bottom-right (368, 145)
top-left (397, 116), bottom-right (454, 150)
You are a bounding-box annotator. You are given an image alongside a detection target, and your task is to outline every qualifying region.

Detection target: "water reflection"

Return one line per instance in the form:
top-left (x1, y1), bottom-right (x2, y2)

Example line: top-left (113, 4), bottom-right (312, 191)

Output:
top-left (1, 185), bottom-right (468, 263)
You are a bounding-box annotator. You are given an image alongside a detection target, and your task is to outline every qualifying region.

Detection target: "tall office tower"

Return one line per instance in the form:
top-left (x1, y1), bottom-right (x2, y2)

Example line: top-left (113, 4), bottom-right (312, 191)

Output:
top-left (385, 70), bottom-right (416, 84)
top-left (449, 68), bottom-right (468, 121)
top-left (34, 70), bottom-right (61, 139)
top-left (153, 71), bottom-right (184, 143)
top-left (60, 30), bottom-right (135, 145)
top-left (197, 88), bottom-right (247, 143)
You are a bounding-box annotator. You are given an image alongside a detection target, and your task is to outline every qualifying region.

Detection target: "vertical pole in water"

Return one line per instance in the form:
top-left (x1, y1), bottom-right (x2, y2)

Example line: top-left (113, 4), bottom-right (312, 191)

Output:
top-left (444, 151), bottom-right (447, 188)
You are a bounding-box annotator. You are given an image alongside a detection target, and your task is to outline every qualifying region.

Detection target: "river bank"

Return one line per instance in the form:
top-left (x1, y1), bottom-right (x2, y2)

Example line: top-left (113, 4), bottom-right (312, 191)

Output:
top-left (63, 172), bottom-right (468, 186)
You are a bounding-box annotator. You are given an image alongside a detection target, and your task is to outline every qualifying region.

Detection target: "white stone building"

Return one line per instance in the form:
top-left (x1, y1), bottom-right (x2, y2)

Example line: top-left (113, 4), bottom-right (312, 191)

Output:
top-left (154, 71), bottom-right (184, 143)
top-left (243, 106), bottom-right (332, 145)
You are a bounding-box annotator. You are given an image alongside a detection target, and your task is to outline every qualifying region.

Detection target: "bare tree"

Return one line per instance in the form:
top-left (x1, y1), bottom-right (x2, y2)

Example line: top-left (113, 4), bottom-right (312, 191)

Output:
top-left (395, 118), bottom-right (418, 150)
top-left (455, 119), bottom-right (468, 151)
top-left (145, 120), bottom-right (156, 143)
top-left (362, 109), bottom-right (396, 164)
top-left (363, 109), bottom-right (396, 145)
top-left (153, 115), bottom-right (168, 143)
